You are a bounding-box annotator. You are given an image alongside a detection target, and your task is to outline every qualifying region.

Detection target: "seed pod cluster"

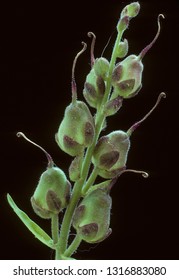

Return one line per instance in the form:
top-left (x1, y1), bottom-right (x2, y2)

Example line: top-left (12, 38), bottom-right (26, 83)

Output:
top-left (11, 2), bottom-right (165, 257)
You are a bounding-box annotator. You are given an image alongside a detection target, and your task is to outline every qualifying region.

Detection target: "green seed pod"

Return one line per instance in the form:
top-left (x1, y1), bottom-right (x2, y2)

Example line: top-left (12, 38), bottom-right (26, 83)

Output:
top-left (92, 92), bottom-right (166, 179)
top-left (120, 2), bottom-right (140, 19)
top-left (73, 189), bottom-right (112, 243)
top-left (92, 131), bottom-right (130, 179)
top-left (56, 100), bottom-right (95, 156)
top-left (83, 68), bottom-right (106, 109)
top-left (16, 132), bottom-right (71, 219)
top-left (55, 42), bottom-right (95, 156)
top-left (83, 33), bottom-right (107, 109)
top-left (111, 55), bottom-right (143, 99)
top-left (31, 167), bottom-right (71, 219)
top-left (93, 57), bottom-right (110, 80)
top-left (113, 14), bottom-right (164, 99)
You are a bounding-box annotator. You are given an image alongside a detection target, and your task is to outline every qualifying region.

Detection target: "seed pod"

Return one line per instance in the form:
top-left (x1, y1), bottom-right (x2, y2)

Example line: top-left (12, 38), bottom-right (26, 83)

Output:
top-left (83, 33), bottom-right (107, 109)
top-left (31, 167), bottom-right (71, 219)
top-left (16, 132), bottom-right (71, 219)
top-left (56, 100), bottom-right (95, 156)
top-left (92, 92), bottom-right (166, 178)
top-left (83, 69), bottom-right (106, 109)
top-left (92, 131), bottom-right (130, 179)
top-left (56, 43), bottom-right (95, 156)
top-left (113, 14), bottom-right (164, 99)
top-left (73, 189), bottom-right (112, 243)
top-left (93, 57), bottom-right (110, 80)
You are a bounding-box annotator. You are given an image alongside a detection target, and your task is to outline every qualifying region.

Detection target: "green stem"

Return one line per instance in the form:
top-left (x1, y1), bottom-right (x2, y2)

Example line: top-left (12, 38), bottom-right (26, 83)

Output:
top-left (102, 29), bottom-right (124, 105)
top-left (82, 167), bottom-right (99, 195)
top-left (56, 28), bottom-right (124, 259)
top-left (56, 179), bottom-right (83, 256)
top-left (51, 214), bottom-right (59, 245)
top-left (64, 234), bottom-right (82, 258)
top-left (51, 214), bottom-right (61, 260)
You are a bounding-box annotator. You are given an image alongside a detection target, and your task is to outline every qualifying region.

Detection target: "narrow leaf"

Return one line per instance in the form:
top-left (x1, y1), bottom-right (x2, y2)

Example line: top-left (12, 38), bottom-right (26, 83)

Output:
top-left (7, 194), bottom-right (54, 249)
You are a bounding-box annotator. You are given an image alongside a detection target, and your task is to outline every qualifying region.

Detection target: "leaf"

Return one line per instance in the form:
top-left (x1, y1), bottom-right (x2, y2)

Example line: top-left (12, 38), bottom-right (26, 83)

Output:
top-left (7, 194), bottom-right (54, 249)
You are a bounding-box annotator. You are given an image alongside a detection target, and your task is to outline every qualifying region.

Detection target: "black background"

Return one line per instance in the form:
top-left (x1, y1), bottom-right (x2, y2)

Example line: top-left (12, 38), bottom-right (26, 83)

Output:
top-left (1, 0), bottom-right (179, 260)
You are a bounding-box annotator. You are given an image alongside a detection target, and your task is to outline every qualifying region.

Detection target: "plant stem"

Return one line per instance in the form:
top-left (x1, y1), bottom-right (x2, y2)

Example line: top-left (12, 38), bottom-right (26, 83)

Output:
top-left (56, 179), bottom-right (83, 257)
top-left (51, 214), bottom-right (59, 245)
top-left (56, 28), bottom-right (124, 259)
top-left (64, 234), bottom-right (82, 258)
top-left (82, 166), bottom-right (99, 195)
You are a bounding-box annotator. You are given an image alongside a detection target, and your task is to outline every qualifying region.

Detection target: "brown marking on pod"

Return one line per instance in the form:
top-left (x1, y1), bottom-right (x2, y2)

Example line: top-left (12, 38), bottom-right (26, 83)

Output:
top-left (80, 222), bottom-right (98, 237)
top-left (73, 205), bottom-right (86, 227)
top-left (100, 151), bottom-right (120, 169)
top-left (112, 64), bottom-right (123, 83)
top-left (63, 135), bottom-right (79, 148)
top-left (117, 79), bottom-right (135, 92)
top-left (85, 122), bottom-right (95, 145)
top-left (31, 196), bottom-right (51, 219)
top-left (96, 76), bottom-right (105, 96)
top-left (46, 190), bottom-right (62, 212)
top-left (104, 96), bottom-right (123, 116)
top-left (84, 82), bottom-right (97, 98)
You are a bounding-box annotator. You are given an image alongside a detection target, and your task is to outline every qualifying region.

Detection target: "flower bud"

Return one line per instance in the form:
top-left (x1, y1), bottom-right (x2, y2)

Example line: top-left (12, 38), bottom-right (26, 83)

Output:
top-left (56, 101), bottom-right (95, 156)
top-left (31, 167), bottom-right (71, 219)
top-left (116, 39), bottom-right (129, 58)
top-left (117, 16), bottom-right (130, 32)
top-left (73, 189), bottom-right (112, 243)
top-left (92, 131), bottom-right (130, 178)
top-left (120, 2), bottom-right (140, 19)
top-left (93, 57), bottom-right (110, 80)
top-left (113, 14), bottom-right (164, 99)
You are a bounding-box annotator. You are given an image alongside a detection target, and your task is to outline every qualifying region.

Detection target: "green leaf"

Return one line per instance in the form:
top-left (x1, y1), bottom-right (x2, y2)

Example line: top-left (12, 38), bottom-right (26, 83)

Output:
top-left (7, 194), bottom-right (54, 249)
